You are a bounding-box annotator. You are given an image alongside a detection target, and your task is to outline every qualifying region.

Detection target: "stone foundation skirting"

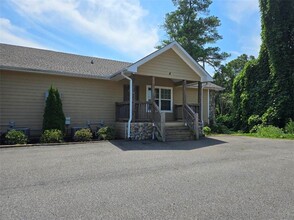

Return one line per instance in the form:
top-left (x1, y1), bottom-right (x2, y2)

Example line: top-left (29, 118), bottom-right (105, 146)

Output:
top-left (115, 122), bottom-right (153, 140)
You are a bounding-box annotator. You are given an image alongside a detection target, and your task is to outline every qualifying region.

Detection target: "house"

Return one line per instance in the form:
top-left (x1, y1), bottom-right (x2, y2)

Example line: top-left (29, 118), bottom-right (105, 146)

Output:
top-left (0, 42), bottom-right (223, 141)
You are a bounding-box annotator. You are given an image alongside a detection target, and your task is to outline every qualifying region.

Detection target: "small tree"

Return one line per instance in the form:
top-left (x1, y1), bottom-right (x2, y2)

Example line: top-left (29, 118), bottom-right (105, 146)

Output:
top-left (43, 86), bottom-right (65, 133)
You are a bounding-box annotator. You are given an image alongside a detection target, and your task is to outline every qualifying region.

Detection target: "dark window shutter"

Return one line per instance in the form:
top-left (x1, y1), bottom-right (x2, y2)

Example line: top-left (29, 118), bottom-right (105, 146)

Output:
top-left (123, 85), bottom-right (139, 101)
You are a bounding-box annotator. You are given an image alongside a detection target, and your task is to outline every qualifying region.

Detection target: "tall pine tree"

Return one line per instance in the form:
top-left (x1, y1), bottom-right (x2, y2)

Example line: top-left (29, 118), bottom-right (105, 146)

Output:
top-left (158, 0), bottom-right (229, 70)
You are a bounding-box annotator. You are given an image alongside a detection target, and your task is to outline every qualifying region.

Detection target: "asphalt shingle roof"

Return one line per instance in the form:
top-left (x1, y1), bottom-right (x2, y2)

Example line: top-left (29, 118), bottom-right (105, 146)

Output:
top-left (0, 43), bottom-right (131, 78)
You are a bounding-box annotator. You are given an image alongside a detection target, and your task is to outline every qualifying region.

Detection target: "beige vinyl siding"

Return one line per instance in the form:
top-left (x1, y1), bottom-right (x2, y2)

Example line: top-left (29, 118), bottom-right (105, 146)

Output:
top-left (174, 87), bottom-right (209, 123)
top-left (137, 49), bottom-right (201, 81)
top-left (174, 87), bottom-right (199, 104)
top-left (0, 70), bottom-right (122, 134)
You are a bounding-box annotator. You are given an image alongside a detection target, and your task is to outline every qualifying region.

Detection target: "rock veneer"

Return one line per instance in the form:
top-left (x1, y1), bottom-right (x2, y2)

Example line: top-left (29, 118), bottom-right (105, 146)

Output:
top-left (130, 122), bottom-right (153, 140)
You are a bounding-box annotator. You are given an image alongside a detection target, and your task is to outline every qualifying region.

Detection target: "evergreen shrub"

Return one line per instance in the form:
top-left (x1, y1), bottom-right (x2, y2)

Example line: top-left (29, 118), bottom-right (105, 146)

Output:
top-left (43, 86), bottom-right (65, 133)
top-left (40, 129), bottom-right (63, 143)
top-left (97, 127), bottom-right (115, 140)
top-left (74, 129), bottom-right (93, 142)
top-left (5, 130), bottom-right (28, 145)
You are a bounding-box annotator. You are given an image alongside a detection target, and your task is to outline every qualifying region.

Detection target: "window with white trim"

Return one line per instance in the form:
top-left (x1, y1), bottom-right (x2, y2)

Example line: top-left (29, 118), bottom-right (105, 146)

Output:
top-left (146, 86), bottom-right (173, 112)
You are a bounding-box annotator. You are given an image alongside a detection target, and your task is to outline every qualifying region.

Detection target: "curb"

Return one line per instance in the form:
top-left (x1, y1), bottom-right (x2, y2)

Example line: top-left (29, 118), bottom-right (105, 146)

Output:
top-left (0, 140), bottom-right (109, 149)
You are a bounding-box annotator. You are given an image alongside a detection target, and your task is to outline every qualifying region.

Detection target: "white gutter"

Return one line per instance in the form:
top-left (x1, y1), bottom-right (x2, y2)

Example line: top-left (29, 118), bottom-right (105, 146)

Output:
top-left (121, 71), bottom-right (133, 139)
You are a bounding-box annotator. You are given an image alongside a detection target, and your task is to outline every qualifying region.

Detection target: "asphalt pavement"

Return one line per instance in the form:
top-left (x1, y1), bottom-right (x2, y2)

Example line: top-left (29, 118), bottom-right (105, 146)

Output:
top-left (0, 136), bottom-right (293, 219)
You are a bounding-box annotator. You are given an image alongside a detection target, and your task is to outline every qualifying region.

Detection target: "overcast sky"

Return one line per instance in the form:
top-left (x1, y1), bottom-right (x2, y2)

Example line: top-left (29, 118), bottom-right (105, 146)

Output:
top-left (0, 0), bottom-right (261, 74)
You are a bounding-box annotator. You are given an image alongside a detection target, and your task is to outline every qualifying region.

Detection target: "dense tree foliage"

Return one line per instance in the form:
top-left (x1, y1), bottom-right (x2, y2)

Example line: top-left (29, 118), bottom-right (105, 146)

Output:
top-left (43, 86), bottom-right (65, 133)
top-left (158, 0), bottom-right (229, 70)
top-left (214, 54), bottom-right (255, 116)
top-left (232, 0), bottom-right (294, 130)
top-left (233, 45), bottom-right (271, 131)
top-left (259, 0), bottom-right (294, 127)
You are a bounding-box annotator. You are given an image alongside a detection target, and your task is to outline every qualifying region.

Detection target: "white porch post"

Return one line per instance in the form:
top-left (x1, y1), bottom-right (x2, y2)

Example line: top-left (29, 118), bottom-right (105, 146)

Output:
top-left (121, 72), bottom-right (133, 139)
top-left (151, 76), bottom-right (155, 119)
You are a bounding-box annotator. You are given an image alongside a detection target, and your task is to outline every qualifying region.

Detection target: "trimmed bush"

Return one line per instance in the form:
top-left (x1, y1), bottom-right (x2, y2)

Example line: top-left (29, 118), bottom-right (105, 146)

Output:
top-left (97, 126), bottom-right (115, 140)
top-left (40, 129), bottom-right (63, 143)
top-left (203, 126), bottom-right (211, 135)
top-left (285, 119), bottom-right (294, 134)
top-left (74, 128), bottom-right (93, 142)
top-left (5, 130), bottom-right (28, 145)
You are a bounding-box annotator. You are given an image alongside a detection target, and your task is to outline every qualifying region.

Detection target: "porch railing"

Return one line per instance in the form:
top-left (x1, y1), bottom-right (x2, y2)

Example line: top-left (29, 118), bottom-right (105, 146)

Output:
top-left (152, 101), bottom-right (165, 142)
top-left (115, 101), bottom-right (152, 122)
top-left (174, 104), bottom-right (199, 120)
top-left (183, 104), bottom-right (199, 140)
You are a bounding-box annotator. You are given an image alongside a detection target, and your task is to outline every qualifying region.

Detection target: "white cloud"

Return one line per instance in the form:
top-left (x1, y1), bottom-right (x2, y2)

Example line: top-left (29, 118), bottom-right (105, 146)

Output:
top-left (9, 0), bottom-right (159, 59)
top-left (225, 0), bottom-right (259, 23)
top-left (0, 18), bottom-right (48, 49)
top-left (240, 34), bottom-right (261, 57)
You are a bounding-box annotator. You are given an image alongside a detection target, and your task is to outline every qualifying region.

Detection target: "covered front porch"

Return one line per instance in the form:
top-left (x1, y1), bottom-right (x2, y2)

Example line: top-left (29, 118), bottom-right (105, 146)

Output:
top-left (114, 75), bottom-right (204, 141)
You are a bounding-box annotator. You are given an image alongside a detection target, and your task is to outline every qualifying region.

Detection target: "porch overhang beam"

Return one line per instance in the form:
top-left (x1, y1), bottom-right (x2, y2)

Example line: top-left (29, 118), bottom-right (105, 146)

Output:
top-left (174, 80), bottom-right (197, 87)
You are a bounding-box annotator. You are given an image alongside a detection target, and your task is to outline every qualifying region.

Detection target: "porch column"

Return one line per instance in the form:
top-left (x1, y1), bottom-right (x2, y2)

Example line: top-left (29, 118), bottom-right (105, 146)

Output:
top-left (198, 81), bottom-right (202, 122)
top-left (151, 76), bottom-right (155, 119)
top-left (132, 75), bottom-right (136, 121)
top-left (182, 80), bottom-right (187, 121)
top-left (182, 80), bottom-right (187, 106)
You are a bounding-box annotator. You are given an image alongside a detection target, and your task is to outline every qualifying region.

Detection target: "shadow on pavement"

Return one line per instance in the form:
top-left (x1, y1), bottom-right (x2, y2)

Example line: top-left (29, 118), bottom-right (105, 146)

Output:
top-left (109, 137), bottom-right (227, 151)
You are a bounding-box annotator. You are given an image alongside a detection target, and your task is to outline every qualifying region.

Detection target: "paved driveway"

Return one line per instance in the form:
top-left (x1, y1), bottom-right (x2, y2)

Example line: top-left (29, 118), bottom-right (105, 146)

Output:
top-left (0, 136), bottom-right (293, 219)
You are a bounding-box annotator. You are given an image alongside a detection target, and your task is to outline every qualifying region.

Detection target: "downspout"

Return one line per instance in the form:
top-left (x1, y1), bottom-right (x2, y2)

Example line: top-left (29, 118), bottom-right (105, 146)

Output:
top-left (121, 71), bottom-right (133, 140)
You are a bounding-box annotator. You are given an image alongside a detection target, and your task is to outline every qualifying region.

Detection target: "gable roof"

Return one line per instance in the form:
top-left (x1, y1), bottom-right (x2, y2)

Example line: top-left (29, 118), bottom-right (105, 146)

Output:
top-left (0, 43), bottom-right (131, 79)
top-left (0, 42), bottom-right (213, 82)
top-left (124, 41), bottom-right (213, 82)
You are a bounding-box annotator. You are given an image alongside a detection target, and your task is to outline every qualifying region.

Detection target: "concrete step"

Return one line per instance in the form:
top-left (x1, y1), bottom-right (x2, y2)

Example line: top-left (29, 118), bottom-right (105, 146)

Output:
top-left (165, 125), bottom-right (195, 141)
top-left (165, 122), bottom-right (185, 127)
top-left (166, 136), bottom-right (195, 141)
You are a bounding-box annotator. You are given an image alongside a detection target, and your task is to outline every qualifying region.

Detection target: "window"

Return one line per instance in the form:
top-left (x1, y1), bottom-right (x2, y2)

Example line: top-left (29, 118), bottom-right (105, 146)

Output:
top-left (146, 86), bottom-right (173, 112)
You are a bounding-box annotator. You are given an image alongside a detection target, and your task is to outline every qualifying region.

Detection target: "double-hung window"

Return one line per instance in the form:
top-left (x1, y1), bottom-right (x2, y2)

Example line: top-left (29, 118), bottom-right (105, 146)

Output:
top-left (146, 86), bottom-right (173, 112)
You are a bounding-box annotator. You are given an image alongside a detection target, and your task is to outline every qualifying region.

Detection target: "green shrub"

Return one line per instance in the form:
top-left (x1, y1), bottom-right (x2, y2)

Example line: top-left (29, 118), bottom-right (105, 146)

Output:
top-left (216, 114), bottom-right (234, 128)
top-left (284, 119), bottom-right (294, 134)
top-left (97, 126), bottom-right (115, 140)
top-left (203, 126), bottom-right (211, 135)
top-left (43, 86), bottom-right (65, 133)
top-left (210, 123), bottom-right (231, 134)
top-left (256, 125), bottom-right (285, 138)
top-left (40, 129), bottom-right (63, 143)
top-left (5, 130), bottom-right (28, 145)
top-left (74, 128), bottom-right (93, 142)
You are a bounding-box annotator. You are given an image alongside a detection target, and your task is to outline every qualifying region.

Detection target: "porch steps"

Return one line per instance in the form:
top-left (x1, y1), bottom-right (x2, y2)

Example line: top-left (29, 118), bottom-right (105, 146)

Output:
top-left (165, 122), bottom-right (195, 141)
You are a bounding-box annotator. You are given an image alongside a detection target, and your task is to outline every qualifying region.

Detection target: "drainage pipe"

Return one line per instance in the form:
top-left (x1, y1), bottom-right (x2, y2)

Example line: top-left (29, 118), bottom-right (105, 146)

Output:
top-left (121, 71), bottom-right (132, 139)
